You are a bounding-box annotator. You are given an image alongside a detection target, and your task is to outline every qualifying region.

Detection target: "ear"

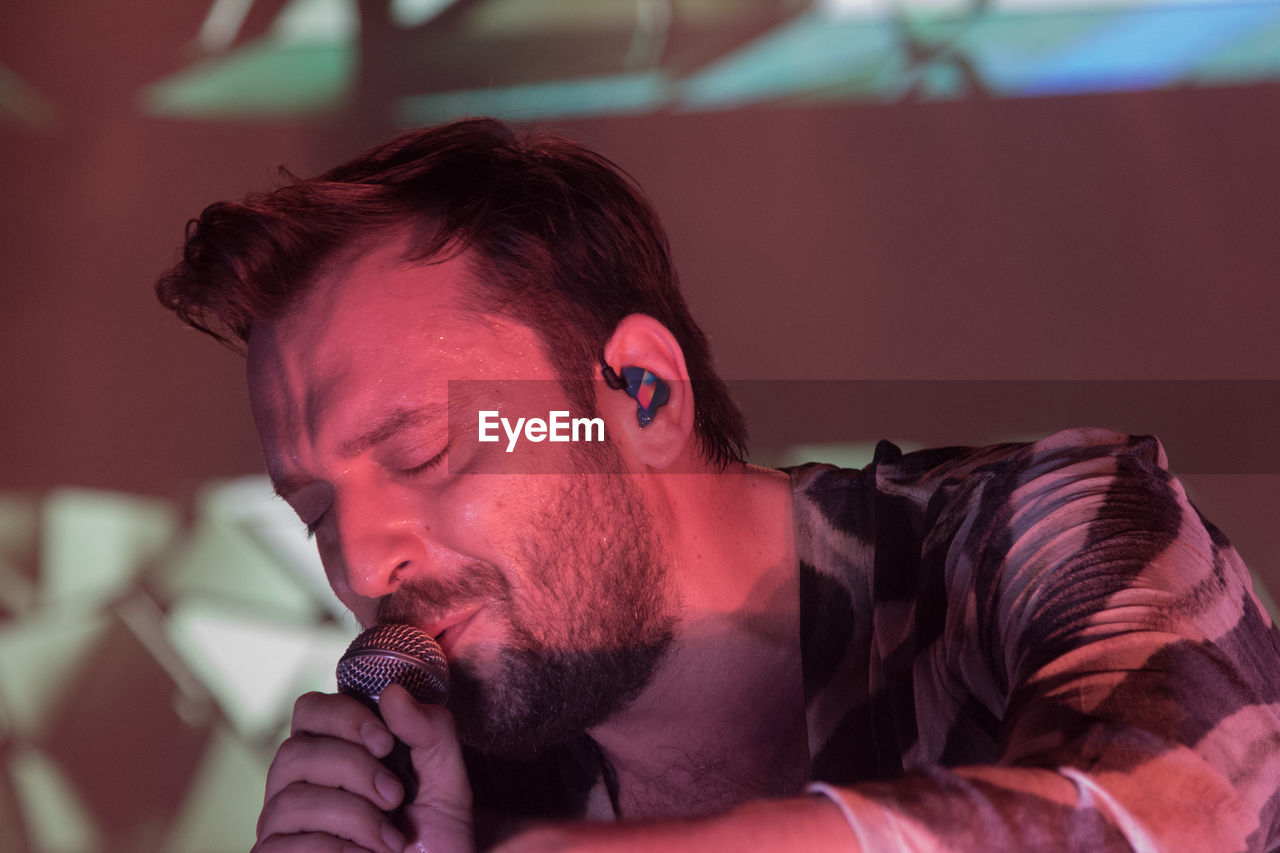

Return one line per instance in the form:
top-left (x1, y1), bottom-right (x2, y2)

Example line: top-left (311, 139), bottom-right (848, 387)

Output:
top-left (600, 314), bottom-right (695, 471)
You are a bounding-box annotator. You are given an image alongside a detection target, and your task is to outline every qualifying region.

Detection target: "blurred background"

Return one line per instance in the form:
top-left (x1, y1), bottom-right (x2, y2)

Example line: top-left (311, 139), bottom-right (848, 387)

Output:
top-left (2, 0), bottom-right (1279, 849)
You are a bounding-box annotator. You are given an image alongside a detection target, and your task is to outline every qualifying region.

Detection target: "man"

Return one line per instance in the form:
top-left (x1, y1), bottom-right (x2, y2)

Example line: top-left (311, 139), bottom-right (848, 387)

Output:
top-left (157, 118), bottom-right (1280, 852)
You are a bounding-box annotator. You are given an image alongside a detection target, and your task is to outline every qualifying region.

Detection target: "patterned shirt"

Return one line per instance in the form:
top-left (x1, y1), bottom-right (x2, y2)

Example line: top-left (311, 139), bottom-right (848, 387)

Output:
top-left (468, 428), bottom-right (1280, 850)
top-left (796, 428), bottom-right (1280, 851)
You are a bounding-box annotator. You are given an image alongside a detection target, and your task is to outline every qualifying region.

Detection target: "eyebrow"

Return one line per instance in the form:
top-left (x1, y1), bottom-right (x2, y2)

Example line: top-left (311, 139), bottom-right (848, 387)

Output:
top-left (269, 402), bottom-right (447, 499)
top-left (340, 403), bottom-right (448, 457)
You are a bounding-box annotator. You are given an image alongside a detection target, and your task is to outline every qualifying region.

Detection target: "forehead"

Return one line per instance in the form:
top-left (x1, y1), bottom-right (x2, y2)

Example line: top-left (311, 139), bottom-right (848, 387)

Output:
top-left (246, 240), bottom-right (556, 439)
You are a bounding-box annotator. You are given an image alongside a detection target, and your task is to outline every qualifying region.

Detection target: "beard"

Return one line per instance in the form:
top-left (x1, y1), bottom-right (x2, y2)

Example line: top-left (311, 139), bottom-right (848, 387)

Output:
top-left (377, 457), bottom-right (677, 758)
top-left (448, 629), bottom-right (671, 758)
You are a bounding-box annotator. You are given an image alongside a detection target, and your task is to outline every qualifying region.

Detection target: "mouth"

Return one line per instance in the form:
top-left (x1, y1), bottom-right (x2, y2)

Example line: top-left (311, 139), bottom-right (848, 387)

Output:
top-left (430, 607), bottom-right (482, 658)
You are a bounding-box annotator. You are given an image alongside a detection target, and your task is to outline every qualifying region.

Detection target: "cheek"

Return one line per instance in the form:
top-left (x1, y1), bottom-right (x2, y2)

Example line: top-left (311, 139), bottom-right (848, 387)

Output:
top-left (437, 478), bottom-right (575, 598)
top-left (441, 477), bottom-right (531, 546)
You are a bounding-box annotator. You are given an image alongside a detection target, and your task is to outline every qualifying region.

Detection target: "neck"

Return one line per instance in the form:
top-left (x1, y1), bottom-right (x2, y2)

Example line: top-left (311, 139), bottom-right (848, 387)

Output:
top-left (589, 465), bottom-right (808, 820)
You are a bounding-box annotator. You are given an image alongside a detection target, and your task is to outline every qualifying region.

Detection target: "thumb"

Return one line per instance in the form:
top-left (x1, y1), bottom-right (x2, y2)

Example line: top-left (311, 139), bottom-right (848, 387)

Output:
top-left (378, 683), bottom-right (474, 851)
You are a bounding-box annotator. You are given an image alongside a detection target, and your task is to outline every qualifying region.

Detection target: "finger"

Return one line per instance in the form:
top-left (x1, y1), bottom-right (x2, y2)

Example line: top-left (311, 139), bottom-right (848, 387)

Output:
top-left (264, 731), bottom-right (405, 809)
top-left (377, 684), bottom-right (472, 818)
top-left (290, 691), bottom-right (395, 758)
top-left (257, 781), bottom-right (406, 853)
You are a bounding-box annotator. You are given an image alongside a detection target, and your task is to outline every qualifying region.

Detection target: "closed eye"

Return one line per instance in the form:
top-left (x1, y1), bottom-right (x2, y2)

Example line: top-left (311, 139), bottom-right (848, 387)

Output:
top-left (304, 517), bottom-right (323, 539)
top-left (296, 446), bottom-right (447, 539)
top-left (400, 446), bottom-right (447, 478)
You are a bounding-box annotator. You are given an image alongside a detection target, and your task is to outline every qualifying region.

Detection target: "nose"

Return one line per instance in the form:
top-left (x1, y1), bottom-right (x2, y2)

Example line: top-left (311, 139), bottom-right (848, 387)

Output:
top-left (327, 488), bottom-right (428, 605)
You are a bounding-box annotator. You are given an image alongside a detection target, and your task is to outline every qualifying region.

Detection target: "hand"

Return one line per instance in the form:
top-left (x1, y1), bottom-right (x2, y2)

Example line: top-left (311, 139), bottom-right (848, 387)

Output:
top-left (254, 684), bottom-right (474, 853)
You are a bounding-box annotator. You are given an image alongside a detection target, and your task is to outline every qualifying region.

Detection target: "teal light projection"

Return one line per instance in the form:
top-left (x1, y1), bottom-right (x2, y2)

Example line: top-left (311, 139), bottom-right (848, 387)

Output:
top-left (0, 481), bottom-right (356, 852)
top-left (143, 0), bottom-right (357, 118)
top-left (139, 0), bottom-right (1280, 124)
top-left (0, 63), bottom-right (57, 129)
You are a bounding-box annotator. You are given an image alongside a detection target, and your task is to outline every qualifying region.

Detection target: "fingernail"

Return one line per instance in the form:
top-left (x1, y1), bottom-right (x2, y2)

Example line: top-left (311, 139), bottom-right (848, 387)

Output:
top-left (374, 770), bottom-right (403, 807)
top-left (382, 821), bottom-right (406, 852)
top-left (361, 721), bottom-right (393, 756)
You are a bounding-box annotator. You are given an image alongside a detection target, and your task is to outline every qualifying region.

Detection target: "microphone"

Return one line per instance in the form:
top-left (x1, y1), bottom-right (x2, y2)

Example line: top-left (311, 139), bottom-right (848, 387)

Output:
top-left (336, 623), bottom-right (450, 803)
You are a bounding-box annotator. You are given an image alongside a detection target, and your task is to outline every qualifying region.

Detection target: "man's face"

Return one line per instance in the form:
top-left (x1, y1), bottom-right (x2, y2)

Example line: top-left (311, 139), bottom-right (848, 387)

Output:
top-left (246, 241), bottom-right (676, 754)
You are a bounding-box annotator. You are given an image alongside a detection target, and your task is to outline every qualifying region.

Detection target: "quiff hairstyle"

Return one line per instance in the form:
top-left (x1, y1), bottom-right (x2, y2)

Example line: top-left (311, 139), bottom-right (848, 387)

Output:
top-left (156, 118), bottom-right (747, 466)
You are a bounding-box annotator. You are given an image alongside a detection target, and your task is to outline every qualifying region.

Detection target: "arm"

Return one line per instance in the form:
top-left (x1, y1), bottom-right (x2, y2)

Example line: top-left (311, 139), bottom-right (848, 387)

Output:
top-left (492, 795), bottom-right (857, 852)
top-left (793, 435), bottom-right (1279, 850)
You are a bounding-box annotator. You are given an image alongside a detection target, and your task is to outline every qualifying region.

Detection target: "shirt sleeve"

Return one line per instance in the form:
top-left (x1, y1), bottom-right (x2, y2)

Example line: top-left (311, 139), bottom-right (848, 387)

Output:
top-left (810, 430), bottom-right (1280, 851)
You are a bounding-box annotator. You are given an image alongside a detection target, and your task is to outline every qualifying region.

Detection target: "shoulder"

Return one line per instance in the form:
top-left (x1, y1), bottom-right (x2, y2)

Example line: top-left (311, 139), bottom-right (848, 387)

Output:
top-left (787, 427), bottom-right (1170, 538)
top-left (785, 427), bottom-right (1200, 646)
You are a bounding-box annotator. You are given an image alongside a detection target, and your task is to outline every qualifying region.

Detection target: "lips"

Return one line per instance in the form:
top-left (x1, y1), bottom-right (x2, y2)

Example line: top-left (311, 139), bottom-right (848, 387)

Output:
top-left (429, 607), bottom-right (481, 658)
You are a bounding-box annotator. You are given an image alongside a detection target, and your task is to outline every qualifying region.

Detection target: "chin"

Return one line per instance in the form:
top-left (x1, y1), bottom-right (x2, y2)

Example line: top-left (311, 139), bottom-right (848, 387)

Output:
top-left (446, 636), bottom-right (672, 760)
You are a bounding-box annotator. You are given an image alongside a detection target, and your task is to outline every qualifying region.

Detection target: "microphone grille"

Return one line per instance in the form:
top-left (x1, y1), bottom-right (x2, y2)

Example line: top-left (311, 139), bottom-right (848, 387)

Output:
top-left (336, 623), bottom-right (449, 706)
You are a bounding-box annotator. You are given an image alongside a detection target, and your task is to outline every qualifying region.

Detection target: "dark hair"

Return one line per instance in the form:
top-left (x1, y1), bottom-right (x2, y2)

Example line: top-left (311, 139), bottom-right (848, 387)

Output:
top-left (156, 118), bottom-right (746, 466)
